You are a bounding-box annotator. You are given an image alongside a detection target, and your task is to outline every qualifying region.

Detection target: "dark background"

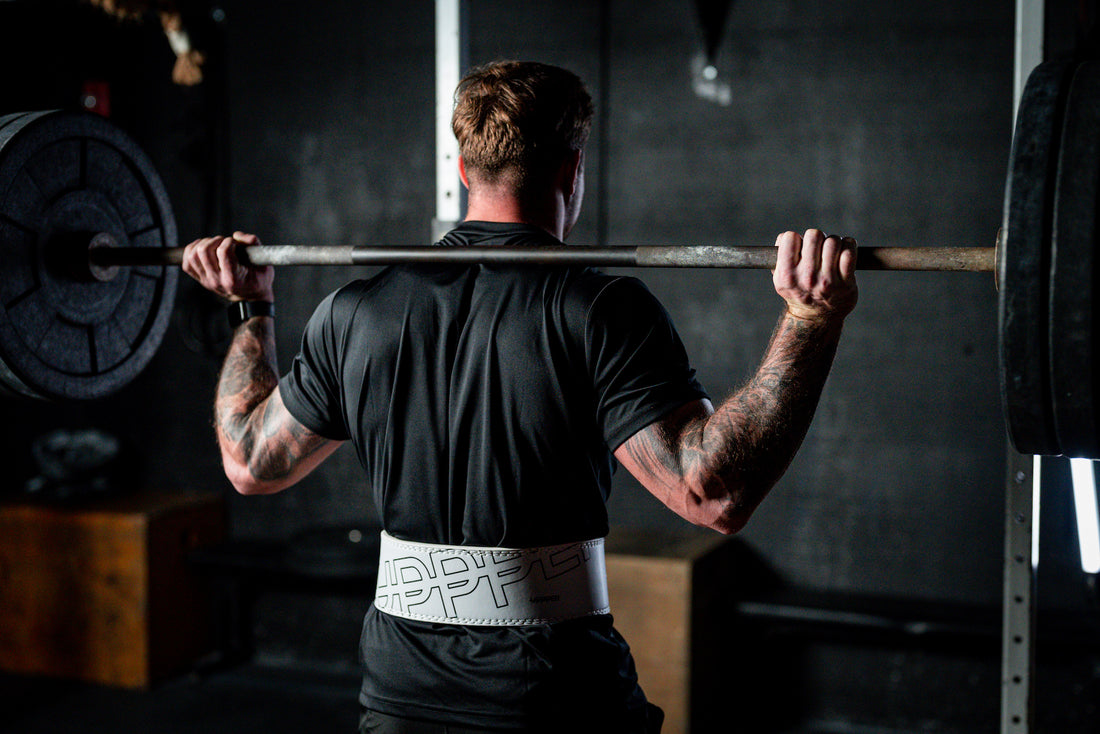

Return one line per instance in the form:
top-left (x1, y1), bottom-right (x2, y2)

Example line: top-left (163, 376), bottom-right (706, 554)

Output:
top-left (1, 0), bottom-right (1098, 731)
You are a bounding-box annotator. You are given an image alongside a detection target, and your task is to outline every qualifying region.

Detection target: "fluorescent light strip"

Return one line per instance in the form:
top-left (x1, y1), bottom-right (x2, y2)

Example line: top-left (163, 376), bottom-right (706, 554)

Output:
top-left (1070, 458), bottom-right (1100, 575)
top-left (1033, 455), bottom-right (1042, 569)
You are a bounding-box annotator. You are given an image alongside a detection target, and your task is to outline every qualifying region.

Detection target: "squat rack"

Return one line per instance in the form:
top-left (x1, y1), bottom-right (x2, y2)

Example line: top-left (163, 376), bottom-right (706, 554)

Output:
top-left (430, 2), bottom-right (1047, 731)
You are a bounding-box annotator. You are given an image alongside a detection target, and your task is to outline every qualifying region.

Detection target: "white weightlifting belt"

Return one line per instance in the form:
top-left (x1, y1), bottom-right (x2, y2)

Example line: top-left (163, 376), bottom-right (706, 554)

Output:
top-left (374, 531), bottom-right (610, 626)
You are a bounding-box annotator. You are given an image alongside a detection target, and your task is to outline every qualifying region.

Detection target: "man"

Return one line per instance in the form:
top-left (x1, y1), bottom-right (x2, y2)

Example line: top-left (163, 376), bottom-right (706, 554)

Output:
top-left (182, 60), bottom-right (857, 733)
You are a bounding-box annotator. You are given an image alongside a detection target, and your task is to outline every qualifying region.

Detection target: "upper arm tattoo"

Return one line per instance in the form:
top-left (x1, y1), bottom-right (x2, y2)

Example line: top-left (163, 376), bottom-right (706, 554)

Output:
top-left (249, 391), bottom-right (333, 481)
top-left (214, 317), bottom-right (333, 483)
top-left (619, 402), bottom-right (709, 489)
top-left (622, 421), bottom-right (681, 477)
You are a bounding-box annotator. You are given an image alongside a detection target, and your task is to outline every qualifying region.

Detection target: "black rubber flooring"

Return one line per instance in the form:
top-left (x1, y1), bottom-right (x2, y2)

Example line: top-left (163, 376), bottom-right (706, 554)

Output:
top-left (0, 664), bottom-right (362, 734)
top-left (0, 663), bottom-right (942, 734)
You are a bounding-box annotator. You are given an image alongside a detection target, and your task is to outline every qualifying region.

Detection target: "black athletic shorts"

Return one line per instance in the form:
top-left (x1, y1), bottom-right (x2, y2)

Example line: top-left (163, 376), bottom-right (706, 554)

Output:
top-left (358, 704), bottom-right (664, 734)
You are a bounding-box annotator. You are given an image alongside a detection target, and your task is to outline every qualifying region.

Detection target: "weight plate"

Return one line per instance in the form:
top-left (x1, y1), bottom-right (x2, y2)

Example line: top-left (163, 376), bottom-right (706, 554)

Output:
top-left (1049, 61), bottom-right (1100, 458)
top-left (999, 61), bottom-right (1075, 456)
top-left (0, 111), bottom-right (177, 400)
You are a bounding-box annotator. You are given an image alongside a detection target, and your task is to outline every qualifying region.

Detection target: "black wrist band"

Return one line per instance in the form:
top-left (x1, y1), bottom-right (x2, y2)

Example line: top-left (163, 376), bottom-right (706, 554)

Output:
top-left (227, 300), bottom-right (275, 329)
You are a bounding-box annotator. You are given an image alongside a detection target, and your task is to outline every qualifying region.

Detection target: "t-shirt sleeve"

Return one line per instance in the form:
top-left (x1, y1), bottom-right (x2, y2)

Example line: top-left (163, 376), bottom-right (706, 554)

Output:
top-left (584, 276), bottom-right (709, 450)
top-left (278, 291), bottom-right (352, 441)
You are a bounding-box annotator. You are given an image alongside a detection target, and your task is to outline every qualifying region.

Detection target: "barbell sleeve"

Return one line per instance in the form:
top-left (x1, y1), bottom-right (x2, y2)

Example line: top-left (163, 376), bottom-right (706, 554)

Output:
top-left (89, 244), bottom-right (997, 272)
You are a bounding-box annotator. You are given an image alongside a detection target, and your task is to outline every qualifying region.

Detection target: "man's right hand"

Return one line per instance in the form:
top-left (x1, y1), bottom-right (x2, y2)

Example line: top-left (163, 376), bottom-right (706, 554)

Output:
top-left (182, 231), bottom-right (275, 303)
top-left (773, 229), bottom-right (858, 322)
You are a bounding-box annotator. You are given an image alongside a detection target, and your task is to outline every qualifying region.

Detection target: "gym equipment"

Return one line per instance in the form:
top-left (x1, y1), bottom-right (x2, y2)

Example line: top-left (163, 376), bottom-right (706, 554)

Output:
top-left (0, 61), bottom-right (1096, 459)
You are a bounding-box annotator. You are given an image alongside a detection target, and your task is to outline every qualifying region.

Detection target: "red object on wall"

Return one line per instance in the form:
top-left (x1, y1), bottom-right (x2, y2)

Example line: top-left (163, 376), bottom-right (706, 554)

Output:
top-left (81, 80), bottom-right (111, 117)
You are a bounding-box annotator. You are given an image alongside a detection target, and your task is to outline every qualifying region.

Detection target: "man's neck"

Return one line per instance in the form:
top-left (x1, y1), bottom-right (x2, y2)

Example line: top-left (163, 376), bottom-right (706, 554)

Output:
top-left (464, 189), bottom-right (565, 241)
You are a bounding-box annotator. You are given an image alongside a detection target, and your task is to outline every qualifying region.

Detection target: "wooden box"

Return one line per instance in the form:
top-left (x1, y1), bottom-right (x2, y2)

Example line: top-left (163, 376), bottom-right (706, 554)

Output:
top-left (0, 490), bottom-right (226, 688)
top-left (606, 529), bottom-right (740, 734)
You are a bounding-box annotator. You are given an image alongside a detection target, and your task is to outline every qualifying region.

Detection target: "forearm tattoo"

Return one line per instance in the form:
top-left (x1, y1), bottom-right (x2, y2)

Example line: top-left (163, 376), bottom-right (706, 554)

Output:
top-left (702, 314), bottom-right (841, 492)
top-left (624, 311), bottom-right (842, 522)
top-left (216, 319), bottom-right (278, 441)
top-left (214, 318), bottom-right (328, 482)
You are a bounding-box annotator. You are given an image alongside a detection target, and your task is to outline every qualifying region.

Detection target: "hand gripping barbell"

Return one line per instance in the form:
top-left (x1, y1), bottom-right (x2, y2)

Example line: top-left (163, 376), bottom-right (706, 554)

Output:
top-left (0, 60), bottom-right (1096, 458)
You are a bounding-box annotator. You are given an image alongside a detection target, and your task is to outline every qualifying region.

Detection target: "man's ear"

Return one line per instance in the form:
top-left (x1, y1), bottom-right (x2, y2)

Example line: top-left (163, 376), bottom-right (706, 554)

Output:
top-left (561, 149), bottom-right (583, 198)
top-left (458, 156), bottom-right (470, 189)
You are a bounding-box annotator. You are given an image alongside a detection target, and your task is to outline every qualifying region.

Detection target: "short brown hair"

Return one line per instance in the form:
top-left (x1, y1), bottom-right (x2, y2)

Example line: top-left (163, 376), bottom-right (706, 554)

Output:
top-left (452, 61), bottom-right (593, 191)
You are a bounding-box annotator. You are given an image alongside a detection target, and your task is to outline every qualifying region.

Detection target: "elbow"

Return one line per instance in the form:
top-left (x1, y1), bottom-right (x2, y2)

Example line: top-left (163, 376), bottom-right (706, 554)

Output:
top-left (708, 508), bottom-right (751, 536)
top-left (681, 475), bottom-right (767, 536)
top-left (230, 477), bottom-right (271, 496)
top-left (694, 502), bottom-right (751, 536)
top-left (217, 426), bottom-right (302, 496)
top-left (223, 462), bottom-right (264, 495)
top-left (222, 454), bottom-right (283, 496)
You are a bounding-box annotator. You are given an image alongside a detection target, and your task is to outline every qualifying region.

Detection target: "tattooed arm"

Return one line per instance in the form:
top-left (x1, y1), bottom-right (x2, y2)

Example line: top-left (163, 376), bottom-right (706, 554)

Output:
top-left (183, 233), bottom-right (343, 495)
top-left (614, 230), bottom-right (858, 534)
top-left (213, 315), bottom-right (341, 494)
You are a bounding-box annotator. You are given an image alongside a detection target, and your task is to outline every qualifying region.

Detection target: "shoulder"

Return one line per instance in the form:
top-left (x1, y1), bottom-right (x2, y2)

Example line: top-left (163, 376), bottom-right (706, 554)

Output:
top-left (323, 270), bottom-right (406, 318)
top-left (553, 269), bottom-right (656, 311)
top-left (548, 272), bottom-right (679, 361)
top-left (565, 272), bottom-right (671, 328)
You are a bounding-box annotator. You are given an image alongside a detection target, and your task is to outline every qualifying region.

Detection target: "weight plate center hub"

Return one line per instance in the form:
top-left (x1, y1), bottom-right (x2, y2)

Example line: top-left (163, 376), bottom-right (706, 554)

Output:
top-left (39, 191), bottom-right (130, 324)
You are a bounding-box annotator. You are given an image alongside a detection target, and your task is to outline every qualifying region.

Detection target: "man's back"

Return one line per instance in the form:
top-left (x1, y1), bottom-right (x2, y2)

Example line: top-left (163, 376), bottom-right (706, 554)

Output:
top-left (278, 221), bottom-right (706, 728)
top-left (280, 221), bottom-right (706, 549)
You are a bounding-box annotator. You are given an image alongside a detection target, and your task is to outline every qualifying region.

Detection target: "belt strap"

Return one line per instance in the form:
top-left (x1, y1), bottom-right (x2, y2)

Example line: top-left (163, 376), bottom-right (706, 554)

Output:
top-left (374, 531), bottom-right (610, 626)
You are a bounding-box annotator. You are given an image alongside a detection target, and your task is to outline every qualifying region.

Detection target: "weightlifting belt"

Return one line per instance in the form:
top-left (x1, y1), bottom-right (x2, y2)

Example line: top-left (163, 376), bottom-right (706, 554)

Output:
top-left (373, 531), bottom-right (610, 626)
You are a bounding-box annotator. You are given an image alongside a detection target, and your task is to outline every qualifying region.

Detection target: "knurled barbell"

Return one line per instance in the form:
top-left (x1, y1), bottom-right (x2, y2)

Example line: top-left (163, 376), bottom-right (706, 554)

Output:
top-left (0, 60), bottom-right (1096, 458)
top-left (87, 239), bottom-right (996, 271)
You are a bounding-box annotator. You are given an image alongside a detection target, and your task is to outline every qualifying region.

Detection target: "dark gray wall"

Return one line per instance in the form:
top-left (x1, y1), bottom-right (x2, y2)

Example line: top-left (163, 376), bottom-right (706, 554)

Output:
top-left (215, 0), bottom-right (1013, 603)
top-left (3, 1), bottom-right (1098, 730)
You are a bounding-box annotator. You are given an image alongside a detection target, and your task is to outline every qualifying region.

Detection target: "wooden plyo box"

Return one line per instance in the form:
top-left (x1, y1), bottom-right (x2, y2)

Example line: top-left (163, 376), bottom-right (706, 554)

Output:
top-left (606, 529), bottom-right (739, 734)
top-left (0, 490), bottom-right (226, 688)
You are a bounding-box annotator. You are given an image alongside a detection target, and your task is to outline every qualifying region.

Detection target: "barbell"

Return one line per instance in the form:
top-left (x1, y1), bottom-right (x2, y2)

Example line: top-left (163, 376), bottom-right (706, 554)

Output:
top-left (0, 60), bottom-right (1096, 458)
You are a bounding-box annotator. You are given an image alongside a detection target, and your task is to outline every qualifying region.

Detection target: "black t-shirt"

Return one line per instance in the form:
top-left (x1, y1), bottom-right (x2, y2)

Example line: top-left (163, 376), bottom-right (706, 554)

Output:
top-left (279, 221), bottom-right (708, 729)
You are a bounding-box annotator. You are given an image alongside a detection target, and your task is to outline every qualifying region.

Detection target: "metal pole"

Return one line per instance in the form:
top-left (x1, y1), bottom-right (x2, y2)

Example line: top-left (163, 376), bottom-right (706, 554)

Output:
top-left (433, 0), bottom-right (467, 243)
top-left (1002, 450), bottom-right (1039, 734)
top-left (1002, 1), bottom-right (1043, 732)
top-left (1014, 0), bottom-right (1045, 123)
